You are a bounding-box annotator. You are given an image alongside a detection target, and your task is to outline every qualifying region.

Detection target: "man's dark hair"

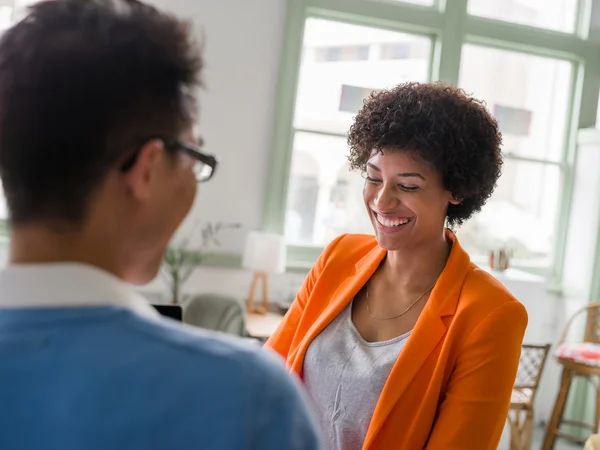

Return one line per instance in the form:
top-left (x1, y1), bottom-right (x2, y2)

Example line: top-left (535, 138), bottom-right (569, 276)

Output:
top-left (347, 82), bottom-right (503, 227)
top-left (0, 0), bottom-right (203, 225)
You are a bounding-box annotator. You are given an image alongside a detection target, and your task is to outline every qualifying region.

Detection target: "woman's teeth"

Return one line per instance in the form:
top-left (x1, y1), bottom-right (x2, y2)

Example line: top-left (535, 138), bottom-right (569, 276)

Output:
top-left (376, 214), bottom-right (411, 227)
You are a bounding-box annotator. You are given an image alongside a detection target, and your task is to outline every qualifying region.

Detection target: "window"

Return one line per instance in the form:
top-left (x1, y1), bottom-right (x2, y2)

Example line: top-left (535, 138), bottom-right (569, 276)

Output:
top-left (286, 18), bottom-right (432, 246)
top-left (315, 45), bottom-right (370, 62)
top-left (0, 0), bottom-right (43, 31)
top-left (387, 0), bottom-right (436, 6)
top-left (380, 42), bottom-right (410, 59)
top-left (0, 184), bottom-right (6, 220)
top-left (467, 0), bottom-right (579, 33)
top-left (339, 85), bottom-right (381, 113)
top-left (8, 0), bottom-right (40, 23)
top-left (456, 45), bottom-right (573, 266)
top-left (0, 0), bottom-right (45, 228)
top-left (456, 159), bottom-right (562, 266)
top-left (0, 6), bottom-right (12, 31)
top-left (265, 0), bottom-right (597, 283)
top-left (285, 132), bottom-right (375, 246)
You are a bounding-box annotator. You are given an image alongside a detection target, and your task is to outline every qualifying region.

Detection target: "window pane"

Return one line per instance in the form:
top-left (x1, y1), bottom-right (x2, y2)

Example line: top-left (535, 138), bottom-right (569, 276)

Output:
top-left (468, 0), bottom-right (579, 33)
top-left (459, 45), bottom-right (572, 162)
top-left (596, 92), bottom-right (600, 128)
top-left (285, 132), bottom-right (373, 246)
top-left (0, 6), bottom-right (12, 32)
top-left (386, 0), bottom-right (435, 5)
top-left (13, 0), bottom-right (39, 22)
top-left (294, 18), bottom-right (431, 135)
top-left (0, 184), bottom-right (6, 220)
top-left (456, 159), bottom-right (561, 266)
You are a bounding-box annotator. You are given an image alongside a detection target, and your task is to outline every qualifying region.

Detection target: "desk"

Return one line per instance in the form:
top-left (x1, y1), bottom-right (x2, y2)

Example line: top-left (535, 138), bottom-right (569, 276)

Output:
top-left (246, 311), bottom-right (284, 341)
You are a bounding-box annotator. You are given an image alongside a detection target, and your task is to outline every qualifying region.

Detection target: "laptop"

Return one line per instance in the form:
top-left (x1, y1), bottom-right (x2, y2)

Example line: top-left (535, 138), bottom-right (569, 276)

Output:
top-left (151, 304), bottom-right (183, 321)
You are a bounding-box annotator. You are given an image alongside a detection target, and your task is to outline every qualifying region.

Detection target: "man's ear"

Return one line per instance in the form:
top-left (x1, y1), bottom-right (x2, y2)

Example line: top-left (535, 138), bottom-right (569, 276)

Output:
top-left (122, 139), bottom-right (164, 201)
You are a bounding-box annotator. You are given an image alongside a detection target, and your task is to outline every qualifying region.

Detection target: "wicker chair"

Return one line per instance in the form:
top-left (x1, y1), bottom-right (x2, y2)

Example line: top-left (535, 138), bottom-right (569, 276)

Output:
top-left (542, 302), bottom-right (600, 449)
top-left (507, 344), bottom-right (551, 450)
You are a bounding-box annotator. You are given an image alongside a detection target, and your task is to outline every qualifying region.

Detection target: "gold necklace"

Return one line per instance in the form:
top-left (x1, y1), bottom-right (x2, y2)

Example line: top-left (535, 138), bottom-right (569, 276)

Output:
top-left (366, 283), bottom-right (436, 321)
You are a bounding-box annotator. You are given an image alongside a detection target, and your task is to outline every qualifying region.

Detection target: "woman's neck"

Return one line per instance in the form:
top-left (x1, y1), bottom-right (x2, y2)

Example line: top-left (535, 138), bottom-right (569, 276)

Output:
top-left (379, 230), bottom-right (451, 293)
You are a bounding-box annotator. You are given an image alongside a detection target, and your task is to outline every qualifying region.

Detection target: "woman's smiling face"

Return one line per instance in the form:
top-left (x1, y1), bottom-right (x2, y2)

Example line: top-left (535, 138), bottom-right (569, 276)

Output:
top-left (363, 149), bottom-right (460, 251)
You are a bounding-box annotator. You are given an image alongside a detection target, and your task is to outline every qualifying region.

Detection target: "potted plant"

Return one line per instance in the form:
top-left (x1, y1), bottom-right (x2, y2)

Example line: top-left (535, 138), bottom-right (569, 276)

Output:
top-left (162, 221), bottom-right (241, 304)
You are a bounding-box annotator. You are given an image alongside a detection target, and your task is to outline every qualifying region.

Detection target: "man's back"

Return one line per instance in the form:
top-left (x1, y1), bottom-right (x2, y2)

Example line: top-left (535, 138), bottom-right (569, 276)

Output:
top-left (0, 1), bottom-right (321, 448)
top-left (0, 275), bottom-right (319, 449)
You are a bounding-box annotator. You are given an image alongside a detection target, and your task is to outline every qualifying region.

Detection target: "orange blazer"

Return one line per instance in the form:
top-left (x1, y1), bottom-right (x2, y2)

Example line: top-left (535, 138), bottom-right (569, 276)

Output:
top-left (266, 232), bottom-right (528, 450)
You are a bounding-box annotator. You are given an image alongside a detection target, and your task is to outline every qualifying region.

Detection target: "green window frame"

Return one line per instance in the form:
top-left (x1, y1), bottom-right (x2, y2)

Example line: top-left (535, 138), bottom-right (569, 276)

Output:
top-left (262, 0), bottom-right (600, 290)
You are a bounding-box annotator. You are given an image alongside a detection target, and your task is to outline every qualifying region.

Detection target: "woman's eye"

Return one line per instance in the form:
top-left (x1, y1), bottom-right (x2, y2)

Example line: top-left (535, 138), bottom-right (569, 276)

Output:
top-left (365, 176), bottom-right (382, 184)
top-left (399, 185), bottom-right (419, 192)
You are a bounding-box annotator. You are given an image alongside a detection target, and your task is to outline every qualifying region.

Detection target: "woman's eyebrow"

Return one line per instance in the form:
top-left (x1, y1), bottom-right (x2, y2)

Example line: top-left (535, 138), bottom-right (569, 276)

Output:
top-left (367, 163), bottom-right (425, 180)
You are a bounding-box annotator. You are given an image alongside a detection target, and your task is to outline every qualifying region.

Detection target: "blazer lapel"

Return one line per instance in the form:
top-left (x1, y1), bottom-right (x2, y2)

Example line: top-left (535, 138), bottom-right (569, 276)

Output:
top-left (363, 231), bottom-right (472, 449)
top-left (291, 245), bottom-right (386, 375)
top-left (362, 291), bottom-right (447, 449)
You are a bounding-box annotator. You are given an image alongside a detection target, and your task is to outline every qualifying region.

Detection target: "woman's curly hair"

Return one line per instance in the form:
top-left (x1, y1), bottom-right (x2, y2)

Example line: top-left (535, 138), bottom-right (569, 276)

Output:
top-left (347, 82), bottom-right (502, 227)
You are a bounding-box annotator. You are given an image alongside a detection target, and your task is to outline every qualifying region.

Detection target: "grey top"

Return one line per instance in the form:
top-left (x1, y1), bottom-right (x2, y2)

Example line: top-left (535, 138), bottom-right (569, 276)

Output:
top-left (303, 300), bottom-right (411, 450)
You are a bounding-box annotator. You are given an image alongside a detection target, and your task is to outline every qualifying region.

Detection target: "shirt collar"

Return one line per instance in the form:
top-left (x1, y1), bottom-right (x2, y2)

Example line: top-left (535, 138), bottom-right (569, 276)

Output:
top-left (0, 262), bottom-right (159, 319)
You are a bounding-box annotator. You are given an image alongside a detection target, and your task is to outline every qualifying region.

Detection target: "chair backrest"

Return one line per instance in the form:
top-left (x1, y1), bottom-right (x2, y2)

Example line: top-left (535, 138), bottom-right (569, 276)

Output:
top-left (559, 302), bottom-right (600, 346)
top-left (514, 344), bottom-right (551, 391)
top-left (585, 303), bottom-right (600, 344)
top-left (182, 293), bottom-right (248, 337)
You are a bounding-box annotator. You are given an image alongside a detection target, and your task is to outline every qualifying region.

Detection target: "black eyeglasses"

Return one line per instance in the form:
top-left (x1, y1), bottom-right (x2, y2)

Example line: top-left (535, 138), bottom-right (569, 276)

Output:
top-left (120, 138), bottom-right (218, 183)
top-left (163, 139), bottom-right (218, 183)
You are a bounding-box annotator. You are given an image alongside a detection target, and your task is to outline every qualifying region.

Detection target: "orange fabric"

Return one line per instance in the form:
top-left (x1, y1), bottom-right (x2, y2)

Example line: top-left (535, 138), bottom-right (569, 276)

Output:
top-left (266, 232), bottom-right (527, 450)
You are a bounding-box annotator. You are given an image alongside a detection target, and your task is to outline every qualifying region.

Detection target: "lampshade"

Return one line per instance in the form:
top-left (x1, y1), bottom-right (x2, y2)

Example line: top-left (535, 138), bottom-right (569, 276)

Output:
top-left (242, 231), bottom-right (286, 274)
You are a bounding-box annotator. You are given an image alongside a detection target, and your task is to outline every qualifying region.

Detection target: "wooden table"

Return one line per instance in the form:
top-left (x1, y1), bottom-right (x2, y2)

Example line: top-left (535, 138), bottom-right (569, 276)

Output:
top-left (246, 311), bottom-right (284, 341)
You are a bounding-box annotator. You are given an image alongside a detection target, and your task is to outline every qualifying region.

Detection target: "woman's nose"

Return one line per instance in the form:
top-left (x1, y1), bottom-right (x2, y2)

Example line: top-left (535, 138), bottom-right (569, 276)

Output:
top-left (374, 184), bottom-right (399, 210)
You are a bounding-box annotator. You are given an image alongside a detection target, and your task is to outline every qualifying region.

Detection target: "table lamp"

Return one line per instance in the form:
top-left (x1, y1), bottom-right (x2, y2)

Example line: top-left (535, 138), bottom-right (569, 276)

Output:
top-left (242, 231), bottom-right (286, 315)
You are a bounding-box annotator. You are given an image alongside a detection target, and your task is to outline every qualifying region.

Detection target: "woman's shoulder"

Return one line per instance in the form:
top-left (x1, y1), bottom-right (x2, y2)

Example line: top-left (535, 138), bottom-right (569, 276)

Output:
top-left (465, 262), bottom-right (514, 295)
top-left (441, 262), bottom-right (528, 353)
top-left (321, 233), bottom-right (379, 262)
top-left (458, 262), bottom-right (527, 322)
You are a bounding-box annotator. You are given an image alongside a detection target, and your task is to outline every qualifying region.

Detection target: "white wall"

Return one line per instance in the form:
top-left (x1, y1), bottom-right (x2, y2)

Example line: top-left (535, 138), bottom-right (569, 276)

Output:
top-left (147, 0), bottom-right (287, 254)
top-left (139, 0), bottom-right (298, 303)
